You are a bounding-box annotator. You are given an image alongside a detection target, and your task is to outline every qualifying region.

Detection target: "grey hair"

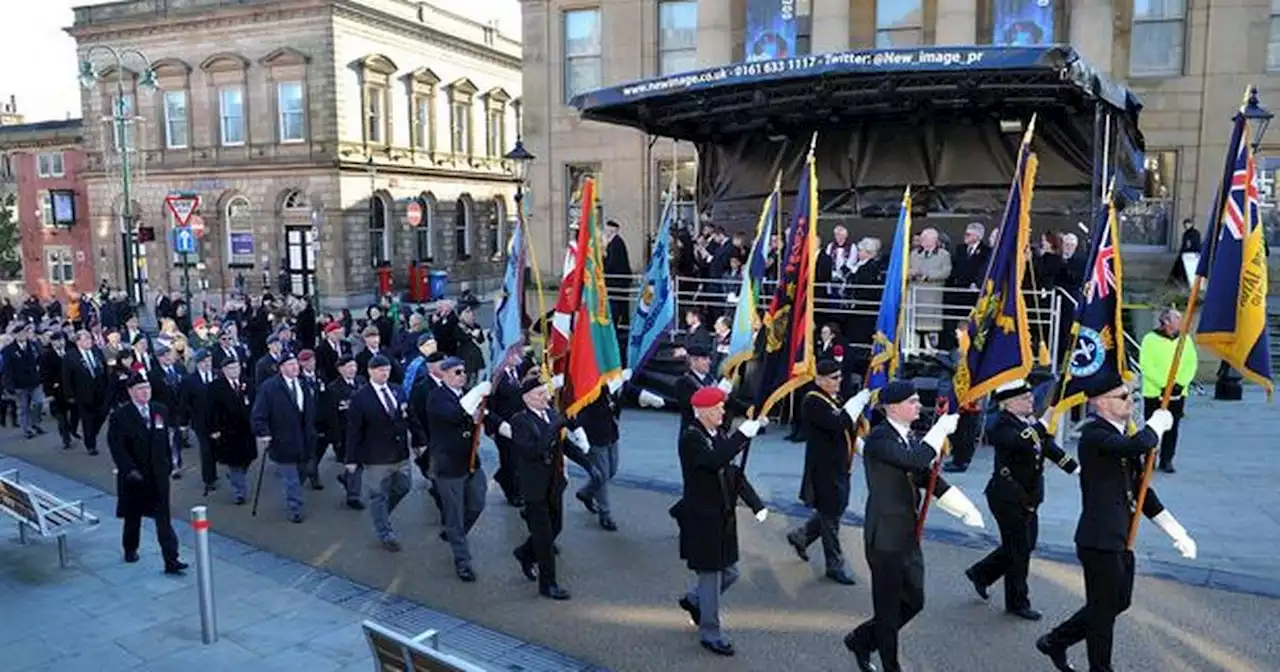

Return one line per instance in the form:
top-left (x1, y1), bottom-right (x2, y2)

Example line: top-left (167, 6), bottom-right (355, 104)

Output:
top-left (1157, 307), bottom-right (1182, 326)
top-left (1062, 233), bottom-right (1079, 247)
top-left (857, 237), bottom-right (882, 255)
top-left (965, 222), bottom-right (985, 237)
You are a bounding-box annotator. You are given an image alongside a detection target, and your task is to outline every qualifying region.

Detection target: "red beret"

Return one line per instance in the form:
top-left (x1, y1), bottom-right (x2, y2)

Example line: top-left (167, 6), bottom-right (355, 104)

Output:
top-left (323, 322), bottom-right (343, 334)
top-left (193, 317), bottom-right (207, 328)
top-left (690, 386), bottom-right (727, 409)
top-left (298, 349), bottom-right (316, 362)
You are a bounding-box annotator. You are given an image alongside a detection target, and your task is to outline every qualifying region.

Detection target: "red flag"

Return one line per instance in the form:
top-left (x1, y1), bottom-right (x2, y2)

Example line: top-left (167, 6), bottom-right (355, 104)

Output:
top-left (565, 183), bottom-right (622, 416)
top-left (548, 179), bottom-right (591, 375)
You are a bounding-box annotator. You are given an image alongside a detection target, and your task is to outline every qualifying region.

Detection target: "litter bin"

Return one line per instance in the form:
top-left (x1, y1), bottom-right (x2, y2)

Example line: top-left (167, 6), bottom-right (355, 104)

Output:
top-left (428, 270), bottom-right (449, 300)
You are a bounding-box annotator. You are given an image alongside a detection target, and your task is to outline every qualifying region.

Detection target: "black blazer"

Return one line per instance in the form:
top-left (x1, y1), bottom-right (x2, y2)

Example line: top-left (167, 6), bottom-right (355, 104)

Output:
top-left (509, 406), bottom-right (589, 503)
top-left (40, 347), bottom-right (70, 410)
top-left (675, 423), bottom-right (757, 572)
top-left (315, 338), bottom-right (351, 383)
top-left (250, 375), bottom-right (318, 463)
top-left (322, 375), bottom-right (363, 448)
top-left (1073, 418), bottom-right (1165, 551)
top-left (62, 347), bottom-right (109, 410)
top-left (424, 383), bottom-right (479, 478)
top-left (984, 411), bottom-right (1078, 508)
top-left (799, 389), bottom-right (857, 516)
top-left (409, 374), bottom-right (444, 444)
top-left (254, 354), bottom-right (281, 387)
top-left (948, 243), bottom-right (991, 288)
top-left (345, 383), bottom-right (413, 466)
top-left (178, 369), bottom-right (215, 432)
top-left (482, 368), bottom-right (524, 437)
top-left (1, 341), bottom-right (40, 390)
top-left (861, 422), bottom-right (953, 553)
top-left (107, 401), bottom-right (173, 519)
top-left (148, 363), bottom-right (184, 417)
top-left (571, 388), bottom-right (621, 446)
top-left (207, 376), bottom-right (257, 468)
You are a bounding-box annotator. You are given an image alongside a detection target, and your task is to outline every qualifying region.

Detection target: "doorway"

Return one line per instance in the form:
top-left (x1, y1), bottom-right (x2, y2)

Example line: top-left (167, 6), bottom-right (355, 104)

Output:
top-left (284, 226), bottom-right (316, 297)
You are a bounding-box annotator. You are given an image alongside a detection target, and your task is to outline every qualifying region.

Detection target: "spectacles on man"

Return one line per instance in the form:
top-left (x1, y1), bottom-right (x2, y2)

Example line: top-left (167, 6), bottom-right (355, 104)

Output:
top-left (1098, 392), bottom-right (1132, 401)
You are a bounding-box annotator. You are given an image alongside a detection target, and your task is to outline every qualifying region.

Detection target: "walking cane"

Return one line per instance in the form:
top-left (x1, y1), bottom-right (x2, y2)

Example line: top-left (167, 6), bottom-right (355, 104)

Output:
top-left (250, 441), bottom-right (268, 517)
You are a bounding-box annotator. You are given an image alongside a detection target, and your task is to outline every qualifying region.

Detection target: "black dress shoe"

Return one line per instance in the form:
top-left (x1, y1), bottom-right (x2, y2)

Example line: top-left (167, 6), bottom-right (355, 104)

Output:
top-left (843, 630), bottom-right (877, 672)
top-left (677, 595), bottom-right (700, 626)
top-left (942, 461), bottom-right (968, 473)
top-left (1007, 607), bottom-right (1042, 621)
top-left (576, 491), bottom-right (598, 514)
top-left (439, 530), bottom-right (448, 542)
top-left (700, 639), bottom-right (734, 656)
top-left (309, 480), bottom-right (325, 491)
top-left (382, 540), bottom-right (402, 553)
top-left (507, 496), bottom-right (525, 507)
top-left (1159, 464), bottom-right (1176, 474)
top-left (288, 514), bottom-right (305, 524)
top-left (346, 499), bottom-right (366, 510)
top-left (124, 551), bottom-right (140, 564)
top-left (514, 550), bottom-right (537, 582)
top-left (169, 560), bottom-right (190, 571)
top-left (164, 565), bottom-right (187, 576)
top-left (825, 569), bottom-right (857, 586)
top-left (599, 517), bottom-right (618, 532)
top-left (87, 448), bottom-right (99, 456)
top-left (456, 567), bottom-right (477, 583)
top-left (1035, 635), bottom-right (1076, 672)
top-left (964, 567), bottom-right (989, 600)
top-left (785, 531), bottom-right (810, 562)
top-left (539, 584), bottom-right (571, 600)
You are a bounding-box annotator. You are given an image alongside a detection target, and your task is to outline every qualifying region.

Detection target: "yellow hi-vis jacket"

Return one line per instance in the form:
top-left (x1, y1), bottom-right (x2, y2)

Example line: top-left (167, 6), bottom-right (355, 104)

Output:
top-left (1139, 331), bottom-right (1198, 399)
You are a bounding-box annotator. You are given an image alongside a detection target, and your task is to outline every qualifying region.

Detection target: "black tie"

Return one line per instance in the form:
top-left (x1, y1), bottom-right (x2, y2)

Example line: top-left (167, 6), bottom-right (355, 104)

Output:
top-left (380, 387), bottom-right (396, 416)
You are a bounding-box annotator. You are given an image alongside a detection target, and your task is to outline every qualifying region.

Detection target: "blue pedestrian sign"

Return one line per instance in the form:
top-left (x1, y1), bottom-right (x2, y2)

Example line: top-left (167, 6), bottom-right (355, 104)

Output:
top-left (172, 227), bottom-right (198, 255)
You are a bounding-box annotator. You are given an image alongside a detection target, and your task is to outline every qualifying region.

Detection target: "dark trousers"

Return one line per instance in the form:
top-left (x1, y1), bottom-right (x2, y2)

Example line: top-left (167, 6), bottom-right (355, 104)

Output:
top-left (796, 511), bottom-right (845, 572)
top-left (493, 436), bottom-right (522, 504)
top-left (52, 405), bottom-right (79, 447)
top-left (303, 435), bottom-right (331, 485)
top-left (1044, 547), bottom-right (1136, 672)
top-left (516, 488), bottom-right (565, 589)
top-left (967, 497), bottom-right (1038, 610)
top-left (948, 411), bottom-right (981, 466)
top-left (77, 406), bottom-right (105, 454)
top-left (851, 547), bottom-right (925, 672)
top-left (1142, 397), bottom-right (1184, 468)
top-left (194, 431), bottom-right (216, 486)
top-left (122, 512), bottom-right (180, 565)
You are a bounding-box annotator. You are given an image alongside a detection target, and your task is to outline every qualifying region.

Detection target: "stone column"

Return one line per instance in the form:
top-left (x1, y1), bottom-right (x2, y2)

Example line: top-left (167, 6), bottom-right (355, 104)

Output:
top-left (1071, 0), bottom-right (1115, 76)
top-left (697, 0), bottom-right (734, 67)
top-left (934, 0), bottom-right (977, 45)
top-left (811, 0), bottom-right (852, 53)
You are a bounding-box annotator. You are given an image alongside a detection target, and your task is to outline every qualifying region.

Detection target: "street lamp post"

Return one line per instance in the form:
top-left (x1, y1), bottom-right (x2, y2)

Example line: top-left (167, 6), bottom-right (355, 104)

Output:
top-left (504, 138), bottom-right (536, 336)
top-left (78, 47), bottom-right (157, 309)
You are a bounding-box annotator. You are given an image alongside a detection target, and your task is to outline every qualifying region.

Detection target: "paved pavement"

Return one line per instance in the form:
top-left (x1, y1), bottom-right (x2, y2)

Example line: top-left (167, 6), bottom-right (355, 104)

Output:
top-left (2, 408), bottom-right (1278, 672)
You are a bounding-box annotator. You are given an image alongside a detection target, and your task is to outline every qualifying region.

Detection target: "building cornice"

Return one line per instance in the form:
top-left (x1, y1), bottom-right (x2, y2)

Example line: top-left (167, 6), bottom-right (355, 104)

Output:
top-left (67, 0), bottom-right (331, 44)
top-left (332, 2), bottom-right (522, 72)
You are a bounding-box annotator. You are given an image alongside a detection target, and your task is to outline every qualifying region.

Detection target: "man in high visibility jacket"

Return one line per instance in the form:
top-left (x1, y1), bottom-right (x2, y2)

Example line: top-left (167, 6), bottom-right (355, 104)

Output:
top-left (1138, 308), bottom-right (1198, 474)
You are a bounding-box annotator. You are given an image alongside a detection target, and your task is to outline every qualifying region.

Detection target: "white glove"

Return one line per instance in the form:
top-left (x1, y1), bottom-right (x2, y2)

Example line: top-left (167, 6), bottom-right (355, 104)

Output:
top-left (737, 419), bottom-right (763, 438)
top-left (842, 389), bottom-right (872, 420)
top-left (459, 386), bottom-right (487, 416)
top-left (936, 488), bottom-right (985, 529)
top-left (607, 377), bottom-right (623, 395)
top-left (1146, 408), bottom-right (1174, 435)
top-left (726, 293), bottom-right (739, 304)
top-left (638, 389), bottom-right (665, 408)
top-left (716, 378), bottom-right (734, 393)
top-left (498, 421), bottom-right (512, 439)
top-left (551, 374), bottom-right (565, 391)
top-left (621, 368), bottom-right (633, 383)
top-left (474, 381), bottom-right (493, 397)
top-left (754, 508), bottom-right (768, 523)
top-left (1152, 511), bottom-right (1197, 559)
top-left (922, 413), bottom-right (961, 453)
top-left (570, 427), bottom-right (590, 450)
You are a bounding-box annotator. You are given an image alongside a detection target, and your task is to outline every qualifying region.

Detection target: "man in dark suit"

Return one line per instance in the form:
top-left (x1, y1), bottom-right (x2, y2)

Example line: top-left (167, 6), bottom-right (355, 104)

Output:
top-left (355, 325), bottom-right (402, 383)
top-left (943, 222), bottom-right (991, 350)
top-left (207, 357), bottom-right (257, 505)
top-left (785, 361), bottom-right (871, 586)
top-left (424, 357), bottom-right (493, 582)
top-left (345, 355), bottom-right (423, 552)
top-left (63, 329), bottom-right (109, 455)
top-left (250, 350), bottom-right (318, 523)
top-left (408, 351), bottom-right (447, 513)
top-left (508, 374), bottom-right (592, 600)
top-left (40, 332), bottom-right (77, 450)
top-left (1038, 376), bottom-right (1195, 672)
top-left (254, 335), bottom-right (285, 386)
top-left (212, 327), bottom-right (249, 370)
top-left (964, 379), bottom-right (1079, 621)
top-left (569, 373), bottom-right (625, 531)
top-left (673, 344), bottom-right (725, 438)
top-left (602, 219), bottom-right (632, 352)
top-left (482, 350), bottom-right (527, 507)
top-left (316, 322), bottom-right (350, 383)
top-left (179, 349), bottom-right (218, 493)
top-left (2, 322), bottom-right (45, 439)
top-left (325, 356), bottom-right (365, 508)
top-left (297, 349), bottom-right (328, 491)
top-left (150, 345), bottom-right (186, 479)
top-left (106, 371), bottom-right (187, 575)
top-left (844, 381), bottom-right (983, 672)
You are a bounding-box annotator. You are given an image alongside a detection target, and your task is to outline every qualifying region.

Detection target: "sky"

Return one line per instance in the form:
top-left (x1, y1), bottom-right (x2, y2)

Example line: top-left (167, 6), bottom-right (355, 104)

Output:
top-left (0, 0), bottom-right (521, 125)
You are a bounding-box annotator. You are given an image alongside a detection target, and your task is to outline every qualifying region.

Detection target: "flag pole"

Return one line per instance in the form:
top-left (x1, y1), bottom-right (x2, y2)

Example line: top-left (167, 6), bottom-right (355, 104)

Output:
top-left (1126, 90), bottom-right (1251, 550)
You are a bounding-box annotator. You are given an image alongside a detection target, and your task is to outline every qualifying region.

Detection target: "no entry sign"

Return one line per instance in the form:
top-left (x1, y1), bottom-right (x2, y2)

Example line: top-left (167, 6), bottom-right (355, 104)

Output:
top-left (407, 200), bottom-right (423, 227)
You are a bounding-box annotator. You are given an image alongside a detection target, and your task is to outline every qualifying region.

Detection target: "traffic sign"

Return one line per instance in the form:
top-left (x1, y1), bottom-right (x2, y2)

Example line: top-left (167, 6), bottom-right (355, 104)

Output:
top-left (407, 200), bottom-right (423, 227)
top-left (174, 227), bottom-right (197, 254)
top-left (165, 193), bottom-right (201, 227)
top-left (187, 214), bottom-right (206, 239)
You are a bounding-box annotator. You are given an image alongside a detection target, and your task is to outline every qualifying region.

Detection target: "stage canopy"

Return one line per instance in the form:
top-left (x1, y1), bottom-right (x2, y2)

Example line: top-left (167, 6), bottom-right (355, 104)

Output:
top-left (572, 46), bottom-right (1145, 226)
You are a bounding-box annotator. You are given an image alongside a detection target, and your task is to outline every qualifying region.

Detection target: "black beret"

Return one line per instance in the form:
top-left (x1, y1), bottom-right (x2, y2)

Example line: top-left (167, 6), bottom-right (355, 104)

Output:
top-left (337, 355), bottom-right (356, 367)
top-left (686, 343), bottom-right (712, 358)
top-left (816, 359), bottom-right (842, 377)
top-left (368, 354), bottom-right (391, 369)
top-left (425, 352), bottom-right (446, 364)
top-left (131, 333), bottom-right (147, 345)
top-left (48, 331), bottom-right (65, 341)
top-left (279, 350), bottom-right (297, 364)
top-left (220, 356), bottom-right (241, 369)
top-left (417, 332), bottom-right (436, 347)
top-left (127, 370), bottom-right (150, 388)
top-left (880, 380), bottom-right (917, 405)
top-left (520, 376), bottom-right (548, 395)
top-left (1085, 371), bottom-right (1127, 399)
top-left (993, 379), bottom-right (1033, 402)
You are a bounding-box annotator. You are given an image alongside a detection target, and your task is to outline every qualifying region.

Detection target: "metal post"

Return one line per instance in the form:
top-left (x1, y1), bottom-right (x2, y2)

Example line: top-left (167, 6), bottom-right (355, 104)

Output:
top-left (117, 79), bottom-right (137, 307)
top-left (190, 505), bottom-right (217, 644)
top-left (182, 251), bottom-right (192, 305)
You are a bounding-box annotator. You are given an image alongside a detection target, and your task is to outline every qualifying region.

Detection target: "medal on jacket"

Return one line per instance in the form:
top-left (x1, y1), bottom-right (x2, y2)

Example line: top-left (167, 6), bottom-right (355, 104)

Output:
top-left (153, 414), bottom-right (165, 430)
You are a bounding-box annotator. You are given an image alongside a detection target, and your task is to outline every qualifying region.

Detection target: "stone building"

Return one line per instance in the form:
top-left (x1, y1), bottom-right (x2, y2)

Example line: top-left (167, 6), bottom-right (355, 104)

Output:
top-left (0, 119), bottom-right (96, 301)
top-left (520, 0), bottom-right (1280, 285)
top-left (70, 0), bottom-right (523, 310)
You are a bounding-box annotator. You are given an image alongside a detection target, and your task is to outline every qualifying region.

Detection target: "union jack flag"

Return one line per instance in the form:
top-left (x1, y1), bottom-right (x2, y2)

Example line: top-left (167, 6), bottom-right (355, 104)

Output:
top-left (1088, 214), bottom-right (1117, 301)
top-left (1222, 140), bottom-right (1259, 241)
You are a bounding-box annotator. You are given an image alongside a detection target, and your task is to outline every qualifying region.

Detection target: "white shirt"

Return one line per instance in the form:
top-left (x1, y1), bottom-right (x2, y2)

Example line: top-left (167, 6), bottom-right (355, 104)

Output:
top-left (1105, 417), bottom-right (1128, 435)
top-left (886, 418), bottom-right (913, 442)
top-left (374, 384), bottom-right (396, 413)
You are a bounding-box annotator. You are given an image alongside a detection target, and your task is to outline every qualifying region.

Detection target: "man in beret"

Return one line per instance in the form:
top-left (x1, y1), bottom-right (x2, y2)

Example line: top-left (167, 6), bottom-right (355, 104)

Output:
top-left (1038, 376), bottom-right (1195, 672)
top-left (674, 385), bottom-right (768, 657)
top-left (483, 349), bottom-right (530, 508)
top-left (40, 330), bottom-right (76, 451)
top-left (327, 355), bottom-right (366, 509)
top-left (786, 359), bottom-right (872, 586)
top-left (345, 354), bottom-right (422, 551)
top-left (356, 325), bottom-right (401, 383)
top-left (673, 343), bottom-right (739, 439)
top-left (149, 345), bottom-right (186, 479)
top-left (844, 380), bottom-right (983, 672)
top-left (255, 335), bottom-right (285, 387)
top-left (401, 331), bottom-right (438, 399)
top-left (423, 357), bottom-right (493, 581)
top-left (207, 357), bottom-right (257, 505)
top-left (1, 321), bottom-right (46, 439)
top-left (107, 371), bottom-right (187, 575)
top-left (316, 321), bottom-right (350, 383)
top-left (250, 350), bottom-right (318, 523)
top-left (179, 349), bottom-right (218, 493)
top-left (507, 373), bottom-right (592, 599)
top-left (408, 350), bottom-right (449, 511)
top-left (963, 378), bottom-right (1078, 621)
top-left (297, 349), bottom-right (328, 490)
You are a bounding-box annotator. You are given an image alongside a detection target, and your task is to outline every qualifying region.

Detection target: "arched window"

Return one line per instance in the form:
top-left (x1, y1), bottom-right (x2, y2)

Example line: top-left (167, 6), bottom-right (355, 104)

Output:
top-left (415, 193), bottom-right (436, 262)
top-left (282, 189), bottom-right (307, 210)
top-left (454, 196), bottom-right (472, 261)
top-left (488, 197), bottom-right (506, 260)
top-left (369, 194), bottom-right (390, 266)
top-left (225, 195), bottom-right (254, 266)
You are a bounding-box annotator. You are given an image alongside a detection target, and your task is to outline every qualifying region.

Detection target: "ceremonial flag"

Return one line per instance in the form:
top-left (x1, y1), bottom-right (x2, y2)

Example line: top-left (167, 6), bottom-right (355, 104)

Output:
top-left (954, 118), bottom-right (1037, 405)
top-left (753, 137), bottom-right (818, 417)
top-left (864, 187), bottom-right (913, 414)
top-left (1051, 187), bottom-right (1129, 420)
top-left (626, 191), bottom-right (677, 370)
top-left (548, 180), bottom-right (588, 376)
top-left (1195, 106), bottom-right (1274, 397)
top-left (721, 176), bottom-right (779, 377)
top-left (489, 216), bottom-right (526, 380)
top-left (564, 183), bottom-right (623, 416)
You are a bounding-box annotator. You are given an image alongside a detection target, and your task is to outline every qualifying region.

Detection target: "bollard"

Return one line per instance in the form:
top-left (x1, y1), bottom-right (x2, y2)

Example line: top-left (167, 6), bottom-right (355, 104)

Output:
top-left (191, 505), bottom-right (218, 644)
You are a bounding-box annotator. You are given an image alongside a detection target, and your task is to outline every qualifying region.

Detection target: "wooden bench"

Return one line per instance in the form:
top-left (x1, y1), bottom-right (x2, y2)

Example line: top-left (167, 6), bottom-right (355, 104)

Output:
top-left (361, 620), bottom-right (492, 672)
top-left (0, 469), bottom-right (101, 568)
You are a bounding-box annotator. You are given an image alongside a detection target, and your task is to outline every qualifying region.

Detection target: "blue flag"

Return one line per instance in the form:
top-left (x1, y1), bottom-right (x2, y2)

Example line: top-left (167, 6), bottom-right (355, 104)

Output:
top-left (490, 218), bottom-right (526, 380)
top-left (626, 194), bottom-right (676, 370)
top-left (955, 120), bottom-right (1037, 405)
top-left (721, 181), bottom-right (778, 377)
top-left (864, 188), bottom-right (912, 414)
